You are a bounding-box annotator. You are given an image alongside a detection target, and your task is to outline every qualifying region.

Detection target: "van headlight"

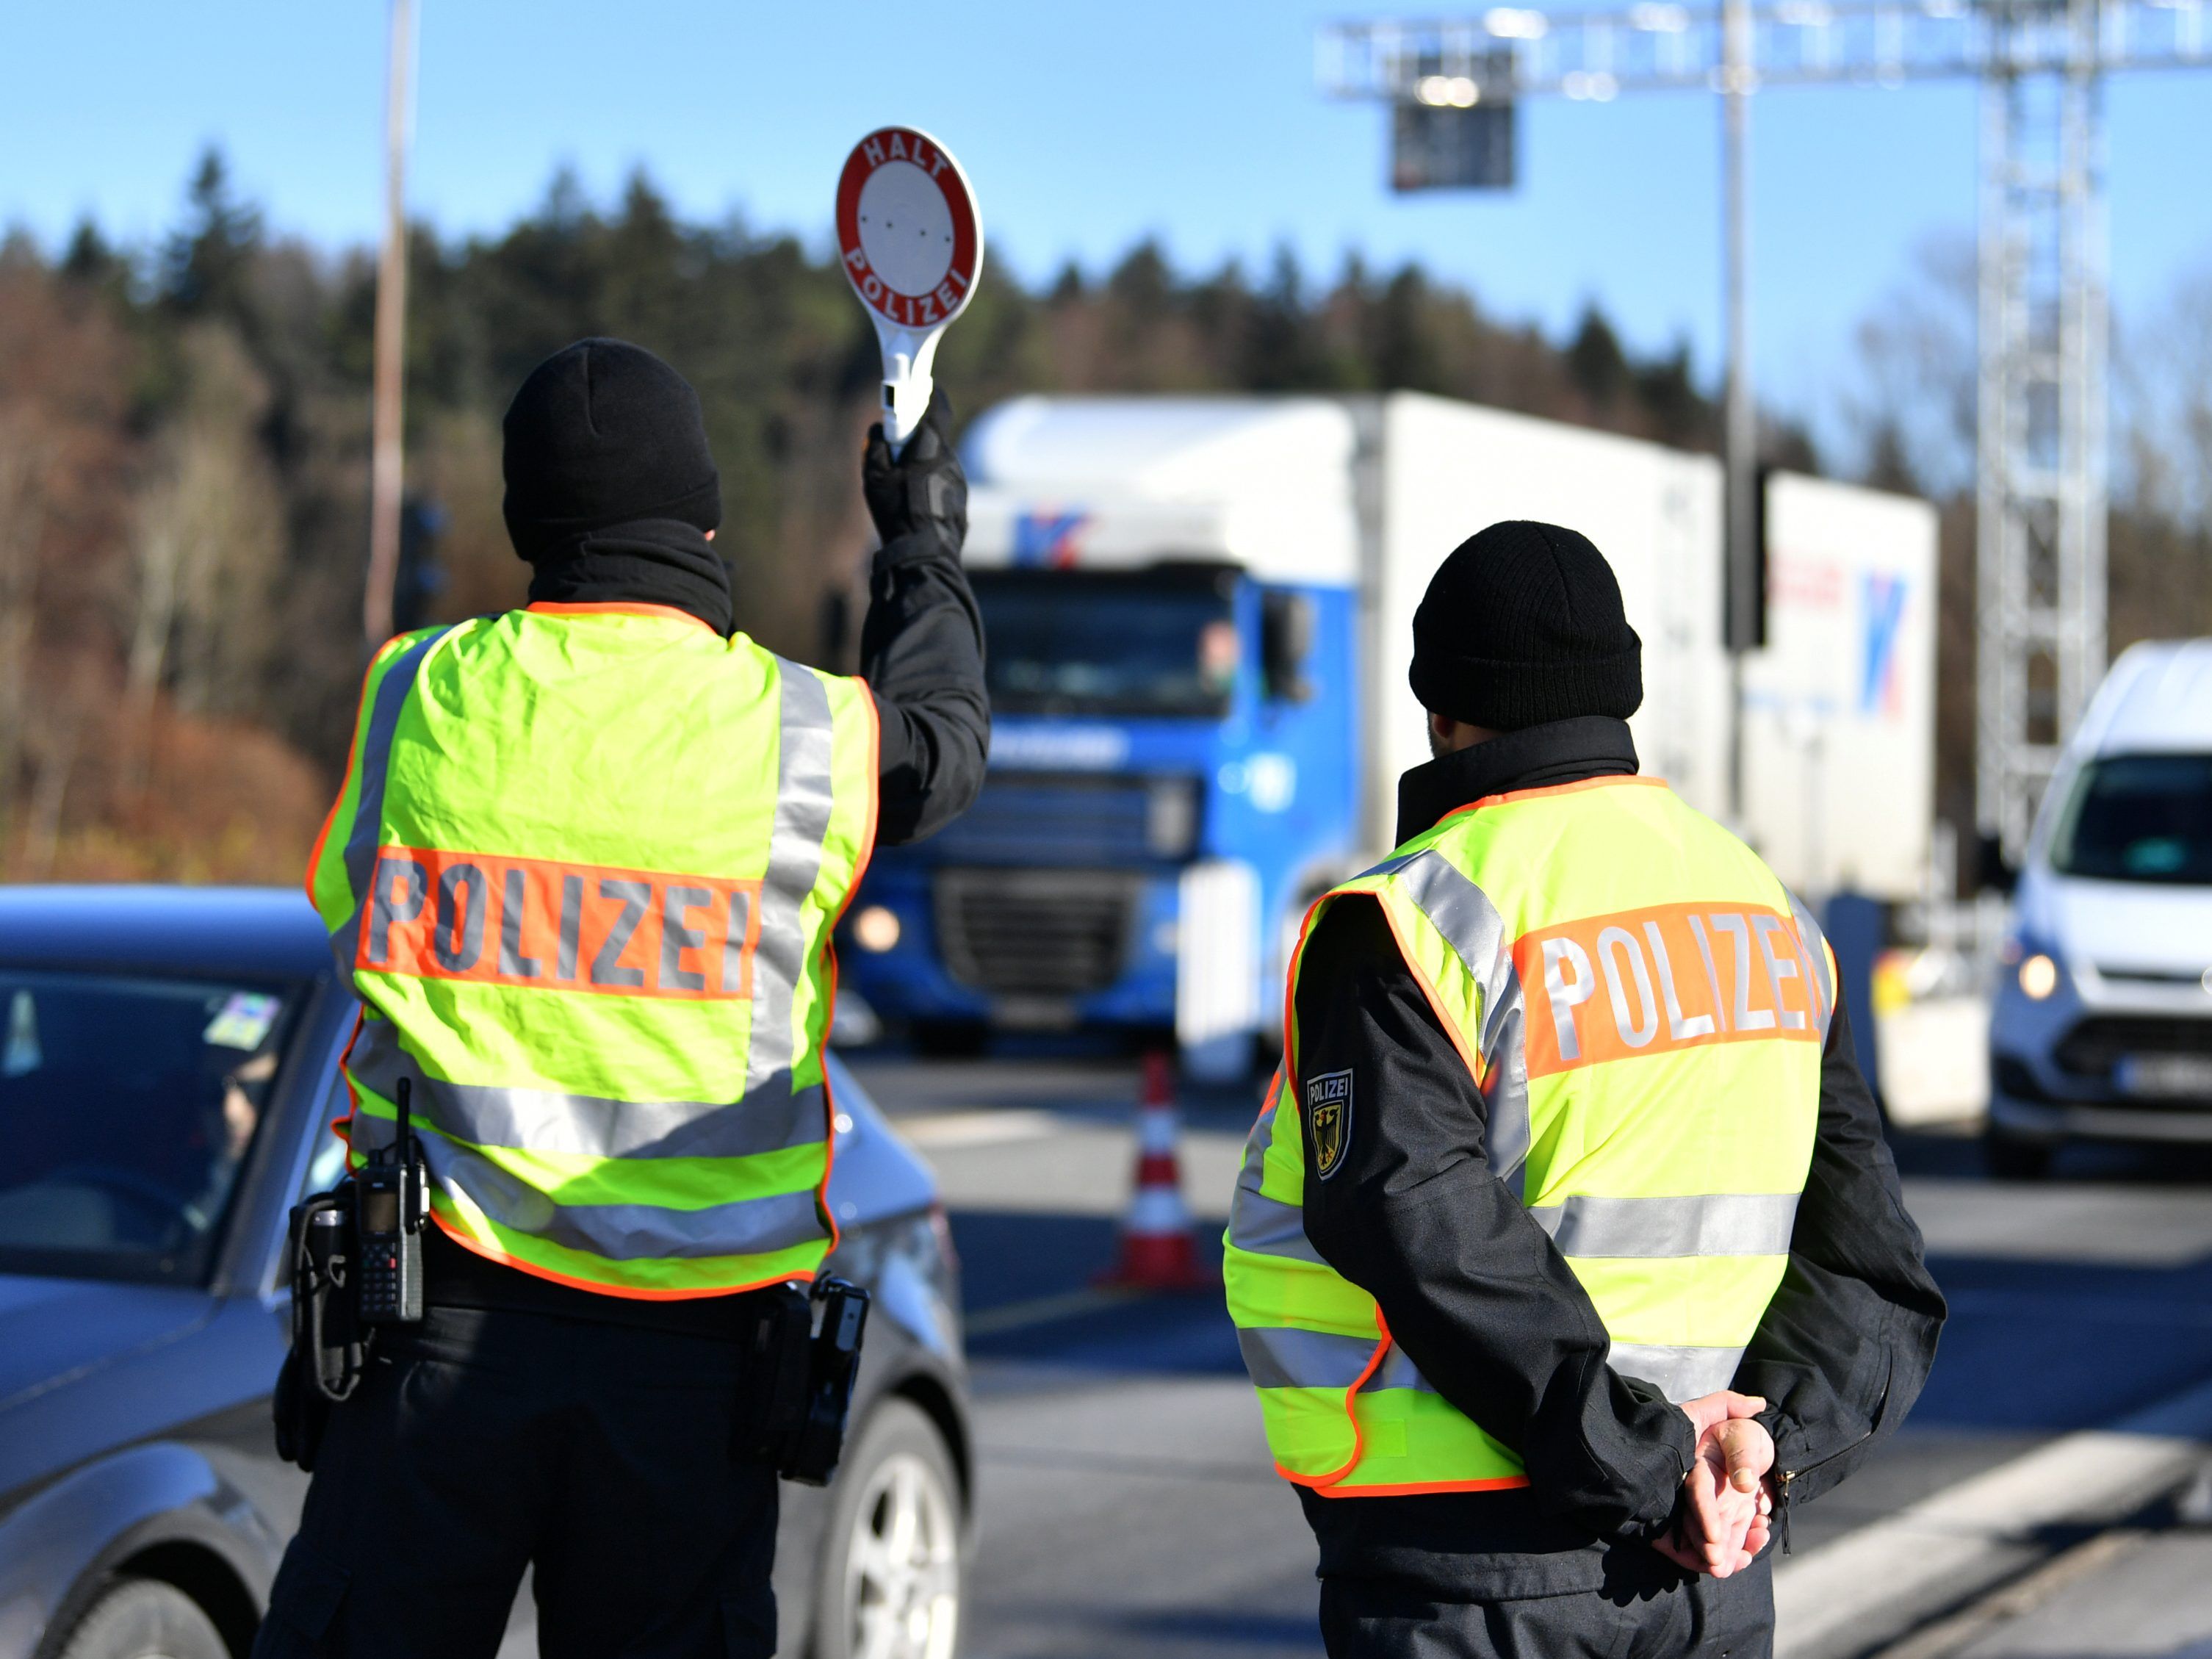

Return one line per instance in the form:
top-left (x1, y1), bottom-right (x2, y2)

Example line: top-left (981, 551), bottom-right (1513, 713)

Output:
top-left (2001, 933), bottom-right (2066, 1001)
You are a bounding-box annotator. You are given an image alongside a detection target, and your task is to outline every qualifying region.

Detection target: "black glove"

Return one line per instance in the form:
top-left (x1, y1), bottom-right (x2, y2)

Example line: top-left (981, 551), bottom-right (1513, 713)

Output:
top-left (862, 391), bottom-right (967, 560)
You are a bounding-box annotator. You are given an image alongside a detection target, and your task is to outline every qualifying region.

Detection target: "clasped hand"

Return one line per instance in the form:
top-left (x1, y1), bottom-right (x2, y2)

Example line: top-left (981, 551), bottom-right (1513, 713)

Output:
top-left (1651, 1390), bottom-right (1775, 1578)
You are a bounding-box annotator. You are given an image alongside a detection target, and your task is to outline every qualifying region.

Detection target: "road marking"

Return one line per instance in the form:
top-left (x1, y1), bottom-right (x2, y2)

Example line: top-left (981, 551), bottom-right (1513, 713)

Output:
top-left (896, 1109), bottom-right (1062, 1148)
top-left (1871, 1527), bottom-right (2150, 1659)
top-left (1776, 1374), bottom-right (2212, 1659)
top-left (963, 1286), bottom-right (1137, 1335)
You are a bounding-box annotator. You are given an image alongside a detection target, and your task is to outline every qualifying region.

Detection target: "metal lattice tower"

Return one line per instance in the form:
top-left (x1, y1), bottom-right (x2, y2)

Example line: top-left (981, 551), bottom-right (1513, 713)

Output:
top-left (1975, 0), bottom-right (2109, 858)
top-left (1320, 0), bottom-right (2208, 862)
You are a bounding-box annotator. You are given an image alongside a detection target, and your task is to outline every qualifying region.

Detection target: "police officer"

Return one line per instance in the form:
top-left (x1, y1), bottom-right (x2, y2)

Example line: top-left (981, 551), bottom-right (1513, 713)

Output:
top-left (259, 339), bottom-right (986, 1658)
top-left (1225, 521), bottom-right (1945, 1658)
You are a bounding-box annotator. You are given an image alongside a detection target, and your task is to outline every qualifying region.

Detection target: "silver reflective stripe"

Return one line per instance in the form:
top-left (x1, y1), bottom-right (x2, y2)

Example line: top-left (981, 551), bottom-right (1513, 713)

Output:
top-left (447, 1146), bottom-right (826, 1261)
top-left (1787, 890), bottom-right (1837, 1044)
top-left (1607, 1342), bottom-right (1746, 1404)
top-left (745, 656), bottom-right (837, 1101)
top-left (348, 1019), bottom-right (826, 1162)
top-left (1237, 1325), bottom-right (1380, 1391)
top-left (333, 628), bottom-right (449, 974)
top-left (1366, 1345), bottom-right (1441, 1395)
top-left (1233, 1104), bottom-right (1276, 1201)
top-left (1236, 1326), bottom-right (1443, 1395)
top-left (350, 1115), bottom-right (828, 1262)
top-left (1356, 849), bottom-right (1422, 882)
top-left (1393, 852), bottom-right (1530, 1194)
top-left (1478, 968), bottom-right (1532, 1195)
top-left (1226, 1102), bottom-right (1330, 1264)
top-left (1229, 1189), bottom-right (1326, 1267)
top-left (1530, 1193), bottom-right (1800, 1259)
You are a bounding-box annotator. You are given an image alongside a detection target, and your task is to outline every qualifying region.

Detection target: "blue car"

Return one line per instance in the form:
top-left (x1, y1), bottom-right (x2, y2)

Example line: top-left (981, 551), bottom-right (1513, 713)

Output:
top-left (0, 886), bottom-right (970, 1659)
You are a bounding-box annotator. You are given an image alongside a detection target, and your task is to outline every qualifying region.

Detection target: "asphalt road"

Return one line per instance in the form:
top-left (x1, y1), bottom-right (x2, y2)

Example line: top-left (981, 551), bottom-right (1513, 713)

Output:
top-left (844, 1053), bottom-right (2212, 1659)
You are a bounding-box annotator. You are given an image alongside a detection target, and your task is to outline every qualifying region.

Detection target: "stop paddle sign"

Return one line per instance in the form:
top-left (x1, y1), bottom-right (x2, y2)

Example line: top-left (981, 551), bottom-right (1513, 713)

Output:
top-left (837, 127), bottom-right (984, 450)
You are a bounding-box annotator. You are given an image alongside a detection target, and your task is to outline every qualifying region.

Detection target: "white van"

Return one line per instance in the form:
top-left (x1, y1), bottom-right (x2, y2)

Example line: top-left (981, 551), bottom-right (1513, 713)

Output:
top-left (1986, 639), bottom-right (2212, 1176)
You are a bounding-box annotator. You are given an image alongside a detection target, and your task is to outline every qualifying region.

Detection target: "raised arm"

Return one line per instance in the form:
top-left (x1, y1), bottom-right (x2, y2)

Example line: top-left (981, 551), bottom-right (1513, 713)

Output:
top-left (858, 395), bottom-right (990, 848)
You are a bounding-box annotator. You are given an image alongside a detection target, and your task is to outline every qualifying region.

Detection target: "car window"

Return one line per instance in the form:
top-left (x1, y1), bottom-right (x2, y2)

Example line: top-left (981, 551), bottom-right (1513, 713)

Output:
top-left (302, 1060), bottom-right (353, 1196)
top-left (0, 971), bottom-right (305, 1286)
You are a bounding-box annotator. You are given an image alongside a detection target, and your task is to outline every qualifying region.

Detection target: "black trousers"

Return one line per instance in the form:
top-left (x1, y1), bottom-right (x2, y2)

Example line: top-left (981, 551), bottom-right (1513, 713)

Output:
top-left (255, 1306), bottom-right (780, 1659)
top-left (1319, 1558), bottom-right (1775, 1659)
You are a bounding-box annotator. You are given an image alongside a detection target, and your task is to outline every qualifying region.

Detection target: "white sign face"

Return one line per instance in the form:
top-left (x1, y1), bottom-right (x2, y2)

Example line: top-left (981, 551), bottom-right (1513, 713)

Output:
top-left (857, 163), bottom-right (956, 298)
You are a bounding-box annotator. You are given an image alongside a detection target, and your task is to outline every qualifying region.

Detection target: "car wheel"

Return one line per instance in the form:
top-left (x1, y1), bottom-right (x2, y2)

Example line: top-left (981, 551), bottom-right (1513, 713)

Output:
top-left (57, 1579), bottom-right (228, 1659)
top-left (1985, 1128), bottom-right (2056, 1180)
top-left (812, 1397), bottom-right (965, 1659)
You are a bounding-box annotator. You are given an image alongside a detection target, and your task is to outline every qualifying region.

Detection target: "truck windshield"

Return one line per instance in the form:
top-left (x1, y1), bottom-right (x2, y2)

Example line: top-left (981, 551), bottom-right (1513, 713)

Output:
top-left (974, 569), bottom-right (1239, 718)
top-left (0, 972), bottom-right (300, 1284)
top-left (2048, 753), bottom-right (2212, 885)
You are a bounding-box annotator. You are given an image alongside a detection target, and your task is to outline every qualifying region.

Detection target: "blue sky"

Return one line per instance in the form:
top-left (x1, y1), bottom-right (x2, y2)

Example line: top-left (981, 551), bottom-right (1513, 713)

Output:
top-left (4, 1), bottom-right (2207, 451)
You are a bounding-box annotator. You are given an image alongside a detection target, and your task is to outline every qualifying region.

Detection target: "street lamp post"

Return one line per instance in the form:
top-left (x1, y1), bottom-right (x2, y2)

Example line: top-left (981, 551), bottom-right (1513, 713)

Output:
top-left (362, 0), bottom-right (417, 649)
top-left (1721, 0), bottom-right (1757, 825)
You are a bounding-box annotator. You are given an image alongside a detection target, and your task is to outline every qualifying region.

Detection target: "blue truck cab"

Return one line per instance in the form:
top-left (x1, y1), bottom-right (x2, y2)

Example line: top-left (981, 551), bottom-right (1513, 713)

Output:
top-left (840, 397), bottom-right (1367, 1075)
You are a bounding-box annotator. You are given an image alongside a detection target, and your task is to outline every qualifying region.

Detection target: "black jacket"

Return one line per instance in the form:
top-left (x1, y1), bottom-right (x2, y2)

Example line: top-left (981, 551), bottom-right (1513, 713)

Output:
top-left (1293, 717), bottom-right (1945, 1598)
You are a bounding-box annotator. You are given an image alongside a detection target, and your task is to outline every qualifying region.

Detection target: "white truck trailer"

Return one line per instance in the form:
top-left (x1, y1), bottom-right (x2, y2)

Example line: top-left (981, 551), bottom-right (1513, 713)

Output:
top-left (840, 392), bottom-right (1937, 1071)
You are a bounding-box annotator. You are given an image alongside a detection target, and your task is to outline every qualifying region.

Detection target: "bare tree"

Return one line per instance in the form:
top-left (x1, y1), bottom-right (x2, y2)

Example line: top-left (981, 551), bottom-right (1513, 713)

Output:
top-left (0, 418), bottom-right (47, 838)
top-left (125, 327), bottom-right (285, 738)
top-left (1847, 232), bottom-right (1978, 497)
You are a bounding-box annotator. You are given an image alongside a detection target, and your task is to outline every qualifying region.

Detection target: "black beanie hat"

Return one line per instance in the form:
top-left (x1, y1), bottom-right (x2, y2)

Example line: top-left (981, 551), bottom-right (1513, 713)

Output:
top-left (501, 338), bottom-right (721, 561)
top-left (1408, 520), bottom-right (1643, 731)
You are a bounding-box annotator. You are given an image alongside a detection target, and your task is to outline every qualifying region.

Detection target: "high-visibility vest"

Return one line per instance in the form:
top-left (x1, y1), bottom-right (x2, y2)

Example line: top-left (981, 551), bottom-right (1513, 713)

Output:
top-left (1224, 776), bottom-right (1834, 1496)
top-left (306, 601), bottom-right (879, 1298)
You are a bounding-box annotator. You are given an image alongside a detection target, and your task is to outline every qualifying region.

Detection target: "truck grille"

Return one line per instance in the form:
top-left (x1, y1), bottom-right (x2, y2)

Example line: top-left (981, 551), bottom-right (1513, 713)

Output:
top-left (929, 773), bottom-right (1188, 866)
top-left (2055, 1015), bottom-right (2212, 1078)
top-left (934, 868), bottom-right (1140, 997)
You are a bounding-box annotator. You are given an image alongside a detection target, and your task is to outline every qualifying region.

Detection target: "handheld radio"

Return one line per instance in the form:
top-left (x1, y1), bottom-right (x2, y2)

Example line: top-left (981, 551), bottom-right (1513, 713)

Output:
top-left (782, 1275), bottom-right (871, 1486)
top-left (353, 1076), bottom-right (427, 1323)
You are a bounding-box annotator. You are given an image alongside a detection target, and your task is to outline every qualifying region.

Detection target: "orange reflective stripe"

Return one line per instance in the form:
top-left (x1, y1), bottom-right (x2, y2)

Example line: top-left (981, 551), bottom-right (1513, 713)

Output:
top-left (1515, 900), bottom-right (1822, 1079)
top-left (357, 846), bottom-right (763, 1001)
top-left (1272, 1306), bottom-right (1392, 1491)
top-left (1314, 1476), bottom-right (1533, 1497)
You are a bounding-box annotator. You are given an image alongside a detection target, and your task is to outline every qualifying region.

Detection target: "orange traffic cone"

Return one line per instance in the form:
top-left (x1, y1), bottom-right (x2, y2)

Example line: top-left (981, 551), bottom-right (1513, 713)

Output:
top-left (1099, 1050), bottom-right (1216, 1289)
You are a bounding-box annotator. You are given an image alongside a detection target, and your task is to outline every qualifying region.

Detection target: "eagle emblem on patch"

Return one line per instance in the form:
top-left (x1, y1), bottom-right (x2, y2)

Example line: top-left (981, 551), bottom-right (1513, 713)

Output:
top-left (1306, 1069), bottom-right (1354, 1181)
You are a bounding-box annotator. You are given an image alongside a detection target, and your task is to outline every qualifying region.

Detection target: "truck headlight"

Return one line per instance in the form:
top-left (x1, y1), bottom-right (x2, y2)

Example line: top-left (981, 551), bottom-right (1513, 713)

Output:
top-left (852, 905), bottom-right (901, 953)
top-left (1147, 777), bottom-right (1199, 859)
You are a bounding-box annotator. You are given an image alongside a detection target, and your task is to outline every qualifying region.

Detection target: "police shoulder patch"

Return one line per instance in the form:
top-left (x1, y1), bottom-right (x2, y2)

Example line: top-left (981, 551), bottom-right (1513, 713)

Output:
top-left (1305, 1068), bottom-right (1355, 1181)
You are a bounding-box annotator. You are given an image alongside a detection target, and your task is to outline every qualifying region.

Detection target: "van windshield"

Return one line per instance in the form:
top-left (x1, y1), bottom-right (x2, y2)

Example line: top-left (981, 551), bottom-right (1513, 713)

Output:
top-left (973, 569), bottom-right (1239, 719)
top-left (2048, 753), bottom-right (2212, 885)
top-left (0, 972), bottom-right (300, 1284)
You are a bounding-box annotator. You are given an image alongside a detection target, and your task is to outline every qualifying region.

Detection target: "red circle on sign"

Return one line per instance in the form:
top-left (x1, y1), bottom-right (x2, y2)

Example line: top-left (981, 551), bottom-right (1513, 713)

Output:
top-left (836, 127), bottom-right (982, 333)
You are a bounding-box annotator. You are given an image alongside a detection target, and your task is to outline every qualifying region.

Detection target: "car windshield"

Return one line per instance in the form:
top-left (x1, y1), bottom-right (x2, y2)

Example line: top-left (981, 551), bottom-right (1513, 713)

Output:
top-left (2048, 752), bottom-right (2212, 885)
top-left (0, 971), bottom-right (301, 1284)
top-left (974, 569), bottom-right (1239, 718)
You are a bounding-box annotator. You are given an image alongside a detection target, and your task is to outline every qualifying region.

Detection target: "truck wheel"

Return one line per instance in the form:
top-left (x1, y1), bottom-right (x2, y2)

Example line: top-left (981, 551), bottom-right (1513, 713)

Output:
top-left (1985, 1128), bottom-right (2056, 1181)
top-left (57, 1579), bottom-right (228, 1659)
top-left (812, 1397), bottom-right (965, 1659)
